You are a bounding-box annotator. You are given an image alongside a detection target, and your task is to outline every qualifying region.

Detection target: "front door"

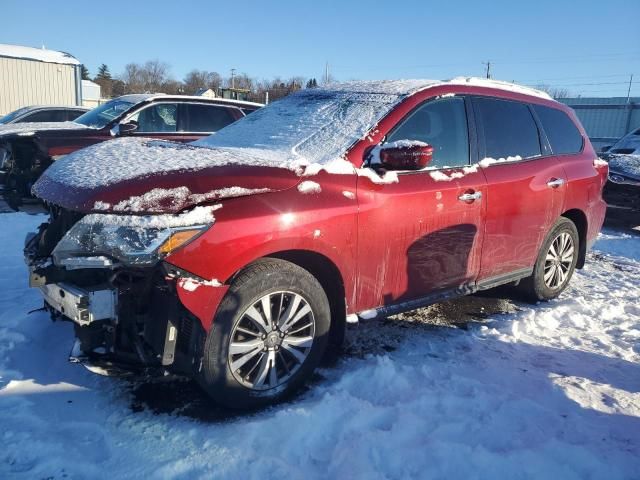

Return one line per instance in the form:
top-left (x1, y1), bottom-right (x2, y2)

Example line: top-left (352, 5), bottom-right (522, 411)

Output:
top-left (354, 96), bottom-right (487, 311)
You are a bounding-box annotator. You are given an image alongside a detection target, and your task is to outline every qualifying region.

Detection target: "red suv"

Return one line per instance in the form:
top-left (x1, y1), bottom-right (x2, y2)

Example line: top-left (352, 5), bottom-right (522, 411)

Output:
top-left (26, 78), bottom-right (608, 408)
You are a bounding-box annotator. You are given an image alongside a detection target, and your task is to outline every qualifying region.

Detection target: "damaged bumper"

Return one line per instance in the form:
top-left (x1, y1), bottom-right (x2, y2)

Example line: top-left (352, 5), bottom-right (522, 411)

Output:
top-left (24, 225), bottom-right (218, 377)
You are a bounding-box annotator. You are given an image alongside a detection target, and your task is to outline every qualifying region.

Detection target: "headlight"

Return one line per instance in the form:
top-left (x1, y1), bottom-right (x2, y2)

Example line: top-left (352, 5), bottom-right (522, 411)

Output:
top-left (52, 210), bottom-right (213, 268)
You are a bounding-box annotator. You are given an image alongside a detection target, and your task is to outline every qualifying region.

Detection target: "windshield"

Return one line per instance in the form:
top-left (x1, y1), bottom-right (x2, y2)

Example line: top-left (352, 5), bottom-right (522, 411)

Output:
top-left (195, 89), bottom-right (405, 164)
top-left (0, 107), bottom-right (32, 124)
top-left (74, 98), bottom-right (138, 128)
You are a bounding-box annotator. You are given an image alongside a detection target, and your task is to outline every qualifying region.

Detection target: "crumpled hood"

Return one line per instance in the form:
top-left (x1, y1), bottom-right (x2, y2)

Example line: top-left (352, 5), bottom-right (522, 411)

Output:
top-left (33, 137), bottom-right (307, 213)
top-left (0, 121), bottom-right (90, 138)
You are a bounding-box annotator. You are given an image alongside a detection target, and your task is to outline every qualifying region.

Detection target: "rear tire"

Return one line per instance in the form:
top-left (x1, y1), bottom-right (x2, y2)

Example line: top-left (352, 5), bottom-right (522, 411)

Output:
top-left (198, 258), bottom-right (331, 409)
top-left (519, 217), bottom-right (579, 302)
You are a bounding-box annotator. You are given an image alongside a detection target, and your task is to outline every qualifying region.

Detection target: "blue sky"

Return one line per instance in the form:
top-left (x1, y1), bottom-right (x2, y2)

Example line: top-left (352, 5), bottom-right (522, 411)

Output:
top-left (3, 0), bottom-right (639, 97)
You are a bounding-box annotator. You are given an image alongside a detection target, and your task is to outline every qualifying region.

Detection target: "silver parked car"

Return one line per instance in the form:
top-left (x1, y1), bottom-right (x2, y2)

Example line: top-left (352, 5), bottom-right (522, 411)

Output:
top-left (0, 105), bottom-right (90, 125)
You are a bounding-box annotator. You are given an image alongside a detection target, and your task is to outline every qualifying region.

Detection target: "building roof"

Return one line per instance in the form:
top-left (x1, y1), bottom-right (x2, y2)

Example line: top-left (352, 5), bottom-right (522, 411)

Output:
top-left (0, 43), bottom-right (81, 66)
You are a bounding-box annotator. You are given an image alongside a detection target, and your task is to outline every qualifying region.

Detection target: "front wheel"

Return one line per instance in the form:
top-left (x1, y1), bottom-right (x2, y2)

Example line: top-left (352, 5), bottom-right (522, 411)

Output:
top-left (519, 217), bottom-right (579, 302)
top-left (198, 258), bottom-right (331, 409)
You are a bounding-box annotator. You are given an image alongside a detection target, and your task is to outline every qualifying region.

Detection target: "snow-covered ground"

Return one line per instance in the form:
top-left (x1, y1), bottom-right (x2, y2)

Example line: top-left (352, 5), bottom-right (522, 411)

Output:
top-left (1, 212), bottom-right (639, 479)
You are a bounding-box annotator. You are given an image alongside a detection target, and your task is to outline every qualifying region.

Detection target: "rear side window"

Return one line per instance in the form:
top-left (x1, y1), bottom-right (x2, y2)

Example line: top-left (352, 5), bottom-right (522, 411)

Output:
top-left (67, 109), bottom-right (87, 121)
top-left (475, 97), bottom-right (541, 159)
top-left (533, 105), bottom-right (583, 155)
top-left (22, 110), bottom-right (67, 122)
top-left (386, 97), bottom-right (470, 168)
top-left (182, 104), bottom-right (236, 132)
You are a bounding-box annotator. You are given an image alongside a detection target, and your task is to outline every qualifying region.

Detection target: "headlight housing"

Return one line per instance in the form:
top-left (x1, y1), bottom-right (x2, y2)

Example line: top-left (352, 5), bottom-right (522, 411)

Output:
top-left (52, 209), bottom-right (214, 268)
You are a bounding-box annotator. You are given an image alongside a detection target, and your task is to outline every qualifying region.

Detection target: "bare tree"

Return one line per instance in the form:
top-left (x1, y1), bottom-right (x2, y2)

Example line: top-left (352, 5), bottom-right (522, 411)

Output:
top-left (183, 70), bottom-right (222, 94)
top-left (120, 60), bottom-right (173, 94)
top-left (535, 84), bottom-right (572, 99)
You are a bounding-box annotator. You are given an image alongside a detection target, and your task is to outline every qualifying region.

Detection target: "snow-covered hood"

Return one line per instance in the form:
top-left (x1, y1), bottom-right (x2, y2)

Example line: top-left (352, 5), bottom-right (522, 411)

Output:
top-left (0, 121), bottom-right (90, 138)
top-left (33, 137), bottom-right (307, 213)
top-left (608, 154), bottom-right (640, 182)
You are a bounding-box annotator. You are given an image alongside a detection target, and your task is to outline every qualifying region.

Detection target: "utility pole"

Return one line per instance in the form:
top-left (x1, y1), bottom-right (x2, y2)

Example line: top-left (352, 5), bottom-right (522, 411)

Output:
top-left (231, 68), bottom-right (236, 90)
top-left (482, 61), bottom-right (491, 79)
top-left (626, 74), bottom-right (634, 104)
top-left (324, 62), bottom-right (330, 84)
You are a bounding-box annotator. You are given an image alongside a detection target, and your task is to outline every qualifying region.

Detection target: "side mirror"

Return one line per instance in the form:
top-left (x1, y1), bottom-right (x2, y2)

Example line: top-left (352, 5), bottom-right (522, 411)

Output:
top-left (378, 142), bottom-right (434, 170)
top-left (117, 121), bottom-right (138, 135)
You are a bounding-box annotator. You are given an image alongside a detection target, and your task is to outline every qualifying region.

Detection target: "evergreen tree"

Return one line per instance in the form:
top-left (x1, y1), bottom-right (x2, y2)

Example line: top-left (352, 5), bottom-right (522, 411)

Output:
top-left (306, 78), bottom-right (318, 89)
top-left (96, 64), bottom-right (112, 81)
top-left (80, 65), bottom-right (90, 80)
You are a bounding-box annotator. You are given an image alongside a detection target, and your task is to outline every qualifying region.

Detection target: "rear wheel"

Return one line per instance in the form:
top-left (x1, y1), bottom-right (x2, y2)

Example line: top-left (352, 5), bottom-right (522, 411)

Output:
top-left (198, 258), bottom-right (331, 409)
top-left (519, 217), bottom-right (579, 301)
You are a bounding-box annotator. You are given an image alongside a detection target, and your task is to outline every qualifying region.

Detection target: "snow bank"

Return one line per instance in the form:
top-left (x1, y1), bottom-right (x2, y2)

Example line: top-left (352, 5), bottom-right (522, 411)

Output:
top-left (0, 214), bottom-right (639, 478)
top-left (0, 43), bottom-right (81, 65)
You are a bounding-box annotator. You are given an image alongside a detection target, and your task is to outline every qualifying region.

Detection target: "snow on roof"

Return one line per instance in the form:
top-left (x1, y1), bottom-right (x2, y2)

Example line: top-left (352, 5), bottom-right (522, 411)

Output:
top-left (117, 93), bottom-right (263, 108)
top-left (323, 77), bottom-right (552, 100)
top-left (0, 43), bottom-right (80, 66)
top-left (445, 76), bottom-right (552, 100)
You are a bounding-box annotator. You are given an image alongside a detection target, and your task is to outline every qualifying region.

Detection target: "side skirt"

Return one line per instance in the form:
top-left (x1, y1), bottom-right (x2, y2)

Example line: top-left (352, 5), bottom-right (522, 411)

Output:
top-left (356, 268), bottom-right (533, 319)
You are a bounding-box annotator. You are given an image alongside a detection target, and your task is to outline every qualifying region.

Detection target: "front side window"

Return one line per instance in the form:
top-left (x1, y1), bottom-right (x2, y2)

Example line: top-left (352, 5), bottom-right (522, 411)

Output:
top-left (130, 103), bottom-right (178, 133)
top-left (182, 104), bottom-right (236, 132)
top-left (386, 97), bottom-right (470, 168)
top-left (475, 97), bottom-right (541, 159)
top-left (533, 105), bottom-right (583, 155)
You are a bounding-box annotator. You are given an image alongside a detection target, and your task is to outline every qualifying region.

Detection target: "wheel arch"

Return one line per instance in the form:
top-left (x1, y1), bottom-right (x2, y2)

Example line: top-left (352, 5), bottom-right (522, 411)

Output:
top-left (561, 208), bottom-right (588, 269)
top-left (235, 249), bottom-right (347, 349)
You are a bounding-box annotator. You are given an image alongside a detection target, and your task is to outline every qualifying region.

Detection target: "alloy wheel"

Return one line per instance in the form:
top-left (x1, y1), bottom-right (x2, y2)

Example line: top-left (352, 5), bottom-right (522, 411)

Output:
top-left (543, 232), bottom-right (574, 289)
top-left (228, 291), bottom-right (316, 391)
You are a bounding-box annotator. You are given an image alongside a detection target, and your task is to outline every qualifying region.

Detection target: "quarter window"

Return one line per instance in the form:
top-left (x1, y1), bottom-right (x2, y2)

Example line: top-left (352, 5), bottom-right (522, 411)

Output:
top-left (475, 97), bottom-right (541, 159)
top-left (386, 97), bottom-right (470, 168)
top-left (533, 105), bottom-right (583, 154)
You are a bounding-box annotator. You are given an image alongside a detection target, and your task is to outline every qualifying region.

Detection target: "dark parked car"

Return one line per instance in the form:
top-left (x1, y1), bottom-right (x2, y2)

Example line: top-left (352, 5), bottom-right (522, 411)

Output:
top-left (25, 78), bottom-right (607, 409)
top-left (601, 128), bottom-right (640, 220)
top-left (0, 105), bottom-right (90, 124)
top-left (0, 94), bottom-right (262, 206)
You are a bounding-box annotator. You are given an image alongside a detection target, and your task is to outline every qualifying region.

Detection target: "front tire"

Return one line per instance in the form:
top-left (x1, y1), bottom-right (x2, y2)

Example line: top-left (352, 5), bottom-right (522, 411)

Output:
top-left (198, 258), bottom-right (331, 409)
top-left (519, 217), bottom-right (579, 302)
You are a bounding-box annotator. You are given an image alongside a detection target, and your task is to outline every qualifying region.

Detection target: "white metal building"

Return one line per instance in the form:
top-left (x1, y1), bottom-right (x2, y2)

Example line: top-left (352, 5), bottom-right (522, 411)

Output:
top-left (0, 43), bottom-right (83, 115)
top-left (81, 79), bottom-right (101, 108)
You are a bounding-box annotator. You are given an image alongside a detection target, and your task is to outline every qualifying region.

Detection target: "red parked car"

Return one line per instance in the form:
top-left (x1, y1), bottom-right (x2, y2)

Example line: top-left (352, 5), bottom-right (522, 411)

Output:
top-left (25, 78), bottom-right (608, 408)
top-left (0, 94), bottom-right (261, 206)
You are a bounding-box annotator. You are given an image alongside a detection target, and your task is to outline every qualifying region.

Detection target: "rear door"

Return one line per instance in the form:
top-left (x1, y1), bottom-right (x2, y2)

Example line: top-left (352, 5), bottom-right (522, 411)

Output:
top-left (472, 96), bottom-right (566, 282)
top-left (355, 96), bottom-right (487, 310)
